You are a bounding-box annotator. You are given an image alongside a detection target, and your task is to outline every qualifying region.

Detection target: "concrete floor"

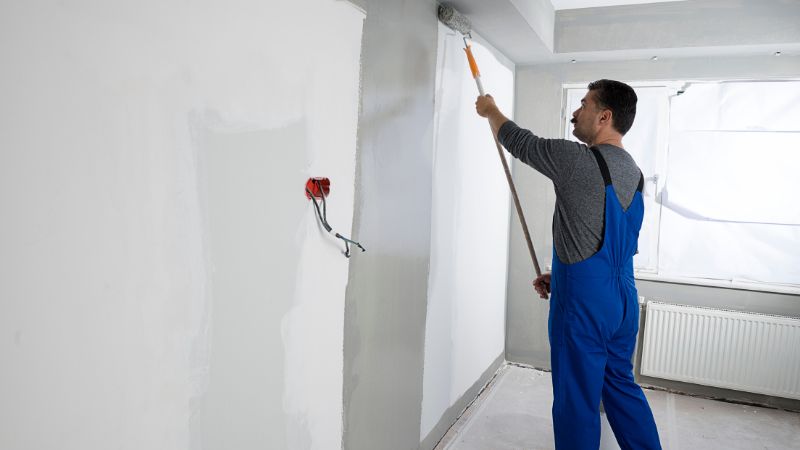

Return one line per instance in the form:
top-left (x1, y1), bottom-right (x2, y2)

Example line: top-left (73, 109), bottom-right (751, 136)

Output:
top-left (435, 364), bottom-right (800, 450)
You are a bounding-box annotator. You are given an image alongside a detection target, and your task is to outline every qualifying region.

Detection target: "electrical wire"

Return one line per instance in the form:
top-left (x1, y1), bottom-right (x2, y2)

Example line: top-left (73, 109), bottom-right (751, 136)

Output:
top-left (306, 180), bottom-right (365, 257)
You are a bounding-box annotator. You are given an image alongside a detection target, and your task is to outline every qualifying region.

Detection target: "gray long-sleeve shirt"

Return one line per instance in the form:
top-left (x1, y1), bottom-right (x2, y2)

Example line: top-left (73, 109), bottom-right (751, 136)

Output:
top-left (498, 120), bottom-right (642, 264)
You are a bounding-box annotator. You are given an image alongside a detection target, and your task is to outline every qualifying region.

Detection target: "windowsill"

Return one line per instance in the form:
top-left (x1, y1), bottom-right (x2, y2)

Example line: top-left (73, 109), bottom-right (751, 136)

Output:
top-left (633, 272), bottom-right (800, 296)
top-left (543, 264), bottom-right (800, 295)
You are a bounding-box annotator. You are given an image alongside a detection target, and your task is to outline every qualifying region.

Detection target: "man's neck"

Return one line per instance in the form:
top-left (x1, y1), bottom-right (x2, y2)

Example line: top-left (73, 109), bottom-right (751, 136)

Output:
top-left (588, 132), bottom-right (623, 149)
top-left (590, 139), bottom-right (623, 148)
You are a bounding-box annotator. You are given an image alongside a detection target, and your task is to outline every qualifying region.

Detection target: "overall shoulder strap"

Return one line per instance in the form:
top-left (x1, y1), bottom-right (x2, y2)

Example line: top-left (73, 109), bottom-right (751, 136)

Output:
top-left (591, 146), bottom-right (646, 192)
top-left (589, 146), bottom-right (612, 186)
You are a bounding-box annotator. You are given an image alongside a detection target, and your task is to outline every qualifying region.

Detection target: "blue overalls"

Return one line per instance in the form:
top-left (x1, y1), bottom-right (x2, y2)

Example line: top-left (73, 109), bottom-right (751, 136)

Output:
top-left (549, 147), bottom-right (661, 449)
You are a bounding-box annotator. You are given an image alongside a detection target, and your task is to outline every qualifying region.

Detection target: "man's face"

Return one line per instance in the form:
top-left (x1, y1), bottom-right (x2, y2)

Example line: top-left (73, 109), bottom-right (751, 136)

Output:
top-left (571, 90), bottom-right (602, 144)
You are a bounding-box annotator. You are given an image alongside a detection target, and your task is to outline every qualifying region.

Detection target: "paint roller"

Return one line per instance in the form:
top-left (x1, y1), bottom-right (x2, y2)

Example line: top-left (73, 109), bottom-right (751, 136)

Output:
top-left (438, 5), bottom-right (547, 298)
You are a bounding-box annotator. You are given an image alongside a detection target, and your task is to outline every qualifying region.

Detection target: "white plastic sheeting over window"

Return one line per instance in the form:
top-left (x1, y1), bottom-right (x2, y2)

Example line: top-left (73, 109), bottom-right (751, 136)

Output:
top-left (660, 81), bottom-right (800, 286)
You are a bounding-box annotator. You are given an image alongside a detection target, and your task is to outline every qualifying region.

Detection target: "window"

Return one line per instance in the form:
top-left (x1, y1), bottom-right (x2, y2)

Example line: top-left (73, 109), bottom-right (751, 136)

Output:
top-left (563, 80), bottom-right (800, 291)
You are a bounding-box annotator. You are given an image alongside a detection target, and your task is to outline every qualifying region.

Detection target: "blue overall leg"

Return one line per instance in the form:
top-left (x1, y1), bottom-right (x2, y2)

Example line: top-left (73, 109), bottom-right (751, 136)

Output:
top-left (601, 283), bottom-right (660, 450)
top-left (549, 270), bottom-right (608, 448)
top-left (548, 148), bottom-right (661, 449)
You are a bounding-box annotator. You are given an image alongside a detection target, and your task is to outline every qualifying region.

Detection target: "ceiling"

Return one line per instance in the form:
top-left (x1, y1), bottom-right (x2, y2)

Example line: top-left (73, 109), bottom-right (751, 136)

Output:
top-left (549, 0), bottom-right (684, 10)
top-left (444, 0), bottom-right (800, 65)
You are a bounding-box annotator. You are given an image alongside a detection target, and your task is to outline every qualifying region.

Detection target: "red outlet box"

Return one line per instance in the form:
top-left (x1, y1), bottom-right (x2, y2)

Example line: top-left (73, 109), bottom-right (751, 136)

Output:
top-left (305, 177), bottom-right (330, 199)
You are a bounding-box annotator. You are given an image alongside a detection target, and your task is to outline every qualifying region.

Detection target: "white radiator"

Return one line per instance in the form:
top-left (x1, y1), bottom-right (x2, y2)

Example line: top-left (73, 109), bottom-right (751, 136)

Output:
top-left (640, 301), bottom-right (800, 400)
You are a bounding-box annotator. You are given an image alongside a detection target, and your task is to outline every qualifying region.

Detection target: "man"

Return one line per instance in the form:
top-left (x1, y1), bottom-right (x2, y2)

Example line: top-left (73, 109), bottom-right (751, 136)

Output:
top-left (476, 80), bottom-right (661, 450)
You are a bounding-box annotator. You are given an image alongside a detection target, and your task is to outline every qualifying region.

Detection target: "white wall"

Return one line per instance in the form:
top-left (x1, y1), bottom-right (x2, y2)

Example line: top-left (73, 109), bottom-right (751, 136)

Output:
top-left (0, 1), bottom-right (363, 449)
top-left (420, 26), bottom-right (513, 444)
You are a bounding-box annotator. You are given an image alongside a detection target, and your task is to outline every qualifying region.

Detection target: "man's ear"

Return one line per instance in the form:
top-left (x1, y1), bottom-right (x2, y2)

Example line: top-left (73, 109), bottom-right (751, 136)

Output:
top-left (599, 109), bottom-right (613, 126)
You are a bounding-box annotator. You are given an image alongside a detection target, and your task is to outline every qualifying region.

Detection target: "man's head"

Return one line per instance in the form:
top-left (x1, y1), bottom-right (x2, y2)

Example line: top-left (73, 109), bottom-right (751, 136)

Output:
top-left (571, 79), bottom-right (637, 145)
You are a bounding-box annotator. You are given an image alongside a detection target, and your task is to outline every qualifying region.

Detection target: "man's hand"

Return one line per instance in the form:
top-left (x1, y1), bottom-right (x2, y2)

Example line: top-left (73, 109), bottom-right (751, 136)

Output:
top-left (475, 94), bottom-right (498, 117)
top-left (533, 273), bottom-right (551, 299)
top-left (475, 94), bottom-right (509, 139)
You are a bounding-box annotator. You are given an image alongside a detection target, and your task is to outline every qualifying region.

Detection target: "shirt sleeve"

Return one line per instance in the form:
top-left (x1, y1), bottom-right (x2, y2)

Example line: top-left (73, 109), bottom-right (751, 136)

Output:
top-left (497, 120), bottom-right (582, 185)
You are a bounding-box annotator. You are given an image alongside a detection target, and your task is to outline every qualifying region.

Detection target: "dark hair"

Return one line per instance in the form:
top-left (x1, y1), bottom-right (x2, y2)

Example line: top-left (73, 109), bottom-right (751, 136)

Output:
top-left (587, 79), bottom-right (637, 135)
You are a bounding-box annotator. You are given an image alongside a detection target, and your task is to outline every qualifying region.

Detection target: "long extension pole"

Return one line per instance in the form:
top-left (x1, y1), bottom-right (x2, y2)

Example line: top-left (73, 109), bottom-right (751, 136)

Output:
top-left (464, 43), bottom-right (546, 293)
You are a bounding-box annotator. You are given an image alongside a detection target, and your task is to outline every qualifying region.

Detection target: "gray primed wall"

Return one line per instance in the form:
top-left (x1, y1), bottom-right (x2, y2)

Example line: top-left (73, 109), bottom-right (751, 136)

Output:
top-left (505, 54), bottom-right (800, 408)
top-left (342, 1), bottom-right (438, 449)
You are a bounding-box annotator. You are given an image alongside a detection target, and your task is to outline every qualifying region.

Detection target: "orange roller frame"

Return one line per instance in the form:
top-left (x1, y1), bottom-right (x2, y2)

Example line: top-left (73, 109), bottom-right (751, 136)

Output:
top-left (464, 44), bottom-right (480, 79)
